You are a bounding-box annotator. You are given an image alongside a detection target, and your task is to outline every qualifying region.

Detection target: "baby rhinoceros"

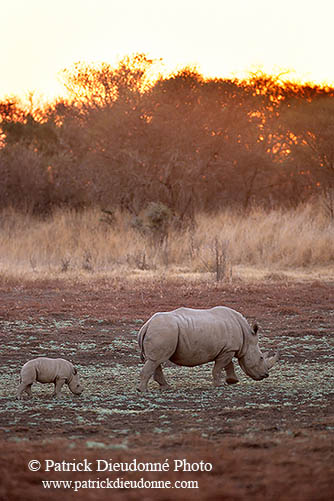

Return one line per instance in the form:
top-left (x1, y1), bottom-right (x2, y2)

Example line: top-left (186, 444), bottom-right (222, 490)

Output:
top-left (16, 357), bottom-right (83, 400)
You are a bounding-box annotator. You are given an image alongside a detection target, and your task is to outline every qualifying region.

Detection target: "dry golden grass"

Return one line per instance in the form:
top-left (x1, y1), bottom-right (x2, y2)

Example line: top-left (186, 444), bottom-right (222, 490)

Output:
top-left (0, 203), bottom-right (333, 283)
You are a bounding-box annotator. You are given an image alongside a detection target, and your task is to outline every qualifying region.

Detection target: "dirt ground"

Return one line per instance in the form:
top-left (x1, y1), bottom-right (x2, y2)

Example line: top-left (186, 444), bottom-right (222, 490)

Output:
top-left (0, 274), bottom-right (333, 500)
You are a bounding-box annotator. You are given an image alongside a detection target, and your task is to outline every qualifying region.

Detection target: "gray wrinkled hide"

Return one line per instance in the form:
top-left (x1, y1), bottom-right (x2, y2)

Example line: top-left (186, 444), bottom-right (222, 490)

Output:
top-left (16, 357), bottom-right (83, 399)
top-left (137, 306), bottom-right (278, 392)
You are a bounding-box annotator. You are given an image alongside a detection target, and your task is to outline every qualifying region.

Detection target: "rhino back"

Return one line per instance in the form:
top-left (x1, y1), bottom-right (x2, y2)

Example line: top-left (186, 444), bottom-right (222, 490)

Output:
top-left (34, 358), bottom-right (72, 383)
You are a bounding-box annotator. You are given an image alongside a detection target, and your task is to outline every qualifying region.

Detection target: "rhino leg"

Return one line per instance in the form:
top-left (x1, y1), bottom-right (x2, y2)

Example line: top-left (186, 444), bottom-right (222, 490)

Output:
top-left (153, 365), bottom-right (170, 390)
top-left (51, 377), bottom-right (65, 398)
top-left (137, 360), bottom-right (164, 392)
top-left (16, 382), bottom-right (31, 400)
top-left (212, 353), bottom-right (235, 387)
top-left (225, 361), bottom-right (239, 385)
top-left (25, 384), bottom-right (33, 397)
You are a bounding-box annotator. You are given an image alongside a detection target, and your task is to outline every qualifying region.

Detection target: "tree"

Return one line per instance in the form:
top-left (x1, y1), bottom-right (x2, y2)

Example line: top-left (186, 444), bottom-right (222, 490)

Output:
top-left (281, 96), bottom-right (334, 196)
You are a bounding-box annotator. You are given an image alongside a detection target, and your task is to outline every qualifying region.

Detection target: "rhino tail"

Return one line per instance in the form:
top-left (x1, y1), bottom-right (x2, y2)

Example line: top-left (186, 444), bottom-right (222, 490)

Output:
top-left (138, 321), bottom-right (149, 363)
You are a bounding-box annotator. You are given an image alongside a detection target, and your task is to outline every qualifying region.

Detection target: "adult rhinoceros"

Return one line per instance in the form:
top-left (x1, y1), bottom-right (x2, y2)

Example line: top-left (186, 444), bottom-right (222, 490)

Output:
top-left (137, 306), bottom-right (278, 392)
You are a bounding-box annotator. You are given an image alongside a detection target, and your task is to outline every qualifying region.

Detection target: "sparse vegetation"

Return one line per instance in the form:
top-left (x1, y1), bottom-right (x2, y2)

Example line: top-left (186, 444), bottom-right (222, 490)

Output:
top-left (0, 278), bottom-right (333, 500)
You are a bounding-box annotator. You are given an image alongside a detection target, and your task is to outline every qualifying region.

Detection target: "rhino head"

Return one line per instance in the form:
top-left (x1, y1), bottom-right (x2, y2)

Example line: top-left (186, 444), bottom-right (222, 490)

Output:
top-left (238, 324), bottom-right (279, 381)
top-left (68, 367), bottom-right (83, 395)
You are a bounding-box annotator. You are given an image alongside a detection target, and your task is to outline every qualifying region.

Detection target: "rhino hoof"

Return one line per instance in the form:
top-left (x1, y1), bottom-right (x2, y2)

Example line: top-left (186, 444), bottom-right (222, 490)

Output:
top-left (226, 377), bottom-right (239, 385)
top-left (158, 385), bottom-right (170, 391)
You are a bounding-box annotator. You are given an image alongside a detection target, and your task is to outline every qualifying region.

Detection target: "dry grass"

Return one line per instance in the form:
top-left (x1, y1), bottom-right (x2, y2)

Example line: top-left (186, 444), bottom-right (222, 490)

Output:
top-left (0, 203), bottom-right (333, 282)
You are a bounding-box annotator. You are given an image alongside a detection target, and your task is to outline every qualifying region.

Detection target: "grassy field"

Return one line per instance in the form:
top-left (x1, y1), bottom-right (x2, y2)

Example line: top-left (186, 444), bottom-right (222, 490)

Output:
top-left (0, 202), bottom-right (333, 282)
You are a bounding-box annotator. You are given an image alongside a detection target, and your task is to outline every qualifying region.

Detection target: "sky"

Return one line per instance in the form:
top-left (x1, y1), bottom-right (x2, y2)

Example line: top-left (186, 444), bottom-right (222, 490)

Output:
top-left (2, 0), bottom-right (334, 101)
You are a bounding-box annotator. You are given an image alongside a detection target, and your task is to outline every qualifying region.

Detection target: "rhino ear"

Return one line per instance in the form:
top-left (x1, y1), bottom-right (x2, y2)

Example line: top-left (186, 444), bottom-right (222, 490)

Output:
top-left (252, 323), bottom-right (259, 335)
top-left (73, 367), bottom-right (77, 375)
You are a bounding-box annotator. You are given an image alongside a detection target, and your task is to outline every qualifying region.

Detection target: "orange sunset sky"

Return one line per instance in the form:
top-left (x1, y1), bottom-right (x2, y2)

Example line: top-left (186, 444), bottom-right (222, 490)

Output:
top-left (2, 0), bottom-right (334, 101)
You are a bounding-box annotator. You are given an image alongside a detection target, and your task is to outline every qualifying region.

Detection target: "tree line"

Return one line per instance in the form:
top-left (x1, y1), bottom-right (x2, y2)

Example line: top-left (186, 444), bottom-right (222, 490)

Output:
top-left (1, 54), bottom-right (334, 218)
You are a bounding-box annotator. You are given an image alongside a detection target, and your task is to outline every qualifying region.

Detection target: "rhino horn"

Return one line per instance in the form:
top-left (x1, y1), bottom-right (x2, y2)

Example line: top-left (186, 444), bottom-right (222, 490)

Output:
top-left (264, 351), bottom-right (279, 369)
